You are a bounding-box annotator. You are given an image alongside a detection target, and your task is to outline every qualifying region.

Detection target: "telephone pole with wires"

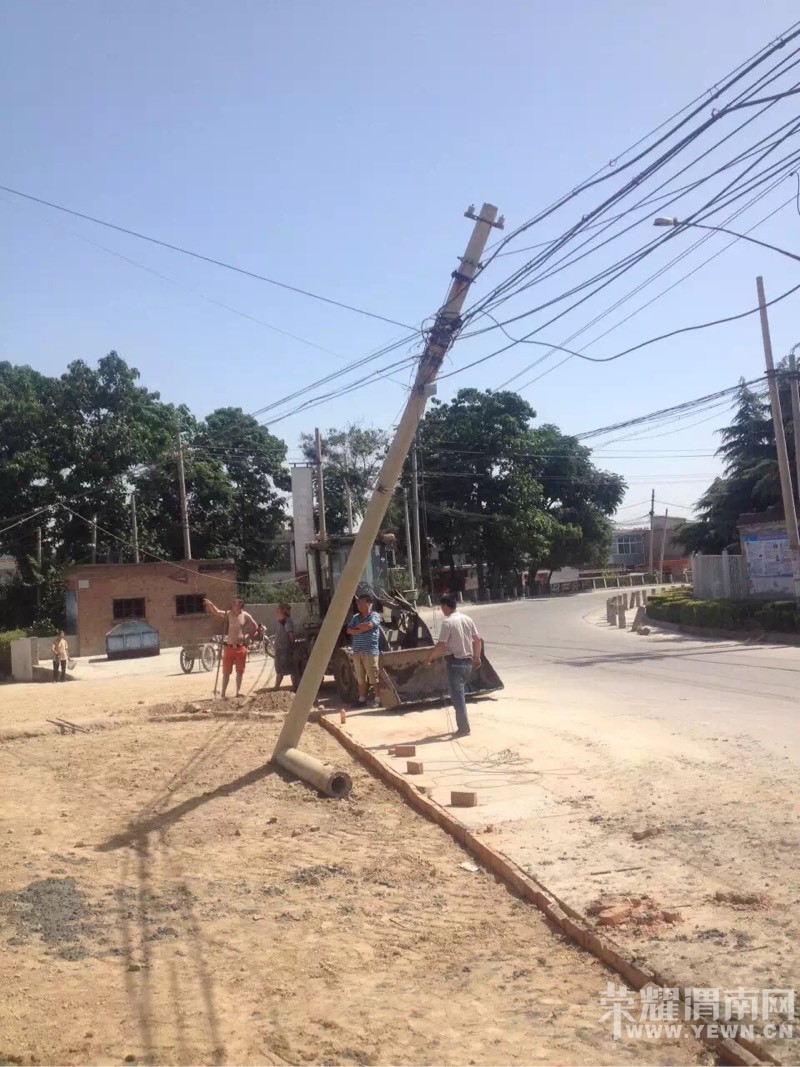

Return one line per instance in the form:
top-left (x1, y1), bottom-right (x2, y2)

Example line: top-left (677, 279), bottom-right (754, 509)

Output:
top-left (648, 489), bottom-right (655, 575)
top-left (757, 276), bottom-right (800, 599)
top-left (273, 202), bottom-right (503, 774)
top-left (314, 428), bottom-right (328, 541)
top-left (788, 344), bottom-right (800, 503)
top-left (176, 432), bottom-right (192, 561)
top-left (35, 526), bottom-right (42, 610)
top-left (131, 492), bottom-right (140, 564)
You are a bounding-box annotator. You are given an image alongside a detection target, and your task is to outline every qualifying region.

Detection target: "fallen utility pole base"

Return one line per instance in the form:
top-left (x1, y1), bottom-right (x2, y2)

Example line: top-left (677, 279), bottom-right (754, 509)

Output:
top-left (274, 746), bottom-right (352, 798)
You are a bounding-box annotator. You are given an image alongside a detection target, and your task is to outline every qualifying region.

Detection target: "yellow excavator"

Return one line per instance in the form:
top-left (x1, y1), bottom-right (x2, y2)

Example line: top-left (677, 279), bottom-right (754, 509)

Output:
top-left (292, 532), bottom-right (503, 709)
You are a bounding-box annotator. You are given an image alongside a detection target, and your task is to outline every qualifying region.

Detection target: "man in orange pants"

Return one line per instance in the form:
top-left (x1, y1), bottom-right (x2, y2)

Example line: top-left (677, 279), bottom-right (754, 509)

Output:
top-left (204, 595), bottom-right (258, 698)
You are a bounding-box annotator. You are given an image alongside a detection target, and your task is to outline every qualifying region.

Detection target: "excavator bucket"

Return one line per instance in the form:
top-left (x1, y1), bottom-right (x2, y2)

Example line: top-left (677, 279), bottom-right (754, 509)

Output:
top-left (377, 645), bottom-right (503, 711)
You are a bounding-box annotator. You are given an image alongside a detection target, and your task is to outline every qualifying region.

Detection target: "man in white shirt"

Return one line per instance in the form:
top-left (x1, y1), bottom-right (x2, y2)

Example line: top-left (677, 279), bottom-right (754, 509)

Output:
top-left (425, 593), bottom-right (481, 736)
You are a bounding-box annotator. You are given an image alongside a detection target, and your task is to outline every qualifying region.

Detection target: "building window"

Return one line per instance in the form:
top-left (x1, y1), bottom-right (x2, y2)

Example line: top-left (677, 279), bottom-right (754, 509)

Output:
top-left (614, 535), bottom-right (643, 556)
top-left (175, 594), bottom-right (206, 616)
top-left (113, 597), bottom-right (145, 620)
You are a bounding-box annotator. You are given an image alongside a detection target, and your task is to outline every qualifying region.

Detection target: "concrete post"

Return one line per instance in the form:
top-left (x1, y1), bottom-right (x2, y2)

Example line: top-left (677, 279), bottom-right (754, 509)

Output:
top-left (721, 549), bottom-right (732, 599)
top-left (618, 608), bottom-right (626, 629)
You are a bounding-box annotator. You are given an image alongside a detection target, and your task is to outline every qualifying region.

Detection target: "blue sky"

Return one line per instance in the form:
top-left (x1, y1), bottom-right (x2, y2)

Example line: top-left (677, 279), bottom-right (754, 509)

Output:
top-left (2, 0), bottom-right (799, 524)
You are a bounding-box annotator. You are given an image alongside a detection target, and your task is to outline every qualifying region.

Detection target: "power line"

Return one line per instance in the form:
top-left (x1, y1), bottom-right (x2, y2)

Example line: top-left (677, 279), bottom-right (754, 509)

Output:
top-left (0, 182), bottom-right (415, 330)
top-left (439, 278), bottom-right (800, 383)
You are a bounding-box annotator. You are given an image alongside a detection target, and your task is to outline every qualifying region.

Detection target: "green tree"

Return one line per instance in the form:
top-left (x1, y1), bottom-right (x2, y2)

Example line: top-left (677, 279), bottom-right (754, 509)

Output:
top-left (677, 381), bottom-right (788, 554)
top-left (0, 353), bottom-right (292, 627)
top-left (300, 423), bottom-right (390, 535)
top-left (133, 408), bottom-right (290, 581)
top-left (413, 389), bottom-right (624, 597)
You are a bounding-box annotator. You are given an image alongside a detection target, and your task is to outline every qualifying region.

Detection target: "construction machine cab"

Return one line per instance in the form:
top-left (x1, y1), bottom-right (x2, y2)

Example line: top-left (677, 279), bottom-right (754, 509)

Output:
top-left (298, 532), bottom-right (502, 709)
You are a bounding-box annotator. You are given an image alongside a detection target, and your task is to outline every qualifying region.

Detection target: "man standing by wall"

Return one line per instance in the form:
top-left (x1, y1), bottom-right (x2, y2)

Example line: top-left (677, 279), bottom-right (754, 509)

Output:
top-left (346, 593), bottom-right (382, 707)
top-left (204, 595), bottom-right (258, 698)
top-left (51, 631), bottom-right (69, 682)
top-left (425, 594), bottom-right (482, 736)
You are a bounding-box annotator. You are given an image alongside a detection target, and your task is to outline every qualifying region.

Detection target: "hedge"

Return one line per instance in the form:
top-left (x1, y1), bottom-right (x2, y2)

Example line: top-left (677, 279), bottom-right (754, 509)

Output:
top-left (647, 594), bottom-right (800, 633)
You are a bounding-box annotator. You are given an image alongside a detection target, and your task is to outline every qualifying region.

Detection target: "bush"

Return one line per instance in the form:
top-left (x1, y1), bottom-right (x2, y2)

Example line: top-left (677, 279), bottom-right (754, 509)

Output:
top-left (648, 595), bottom-right (800, 633)
top-left (0, 628), bottom-right (28, 676)
top-left (754, 600), bottom-right (800, 633)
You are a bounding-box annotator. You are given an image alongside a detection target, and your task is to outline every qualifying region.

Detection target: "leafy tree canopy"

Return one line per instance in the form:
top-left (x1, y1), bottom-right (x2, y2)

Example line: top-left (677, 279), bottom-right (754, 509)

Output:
top-left (676, 379), bottom-right (791, 554)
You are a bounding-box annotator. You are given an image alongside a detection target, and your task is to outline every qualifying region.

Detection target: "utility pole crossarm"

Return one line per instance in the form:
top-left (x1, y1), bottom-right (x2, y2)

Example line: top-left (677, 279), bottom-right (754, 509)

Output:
top-left (273, 203), bottom-right (501, 761)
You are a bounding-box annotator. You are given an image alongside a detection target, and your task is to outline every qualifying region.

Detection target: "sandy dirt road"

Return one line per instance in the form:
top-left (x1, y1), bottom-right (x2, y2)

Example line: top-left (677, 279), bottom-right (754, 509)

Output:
top-left (343, 594), bottom-right (800, 1062)
top-left (0, 682), bottom-right (704, 1066)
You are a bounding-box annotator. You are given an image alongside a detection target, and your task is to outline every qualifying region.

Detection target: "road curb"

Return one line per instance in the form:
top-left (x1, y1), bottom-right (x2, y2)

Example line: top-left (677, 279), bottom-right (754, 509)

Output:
top-left (320, 714), bottom-right (781, 1067)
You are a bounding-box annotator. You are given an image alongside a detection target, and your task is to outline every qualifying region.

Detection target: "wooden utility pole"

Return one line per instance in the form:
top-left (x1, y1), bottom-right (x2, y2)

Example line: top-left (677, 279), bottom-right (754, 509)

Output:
top-left (788, 346), bottom-right (800, 504)
top-left (757, 276), bottom-right (800, 599)
top-left (410, 436), bottom-right (423, 589)
top-left (35, 526), bottom-right (42, 610)
top-left (176, 432), bottom-right (192, 561)
top-left (659, 510), bottom-right (669, 582)
top-left (315, 428), bottom-right (327, 541)
top-left (273, 202), bottom-right (503, 768)
top-left (648, 489), bottom-right (655, 575)
top-left (131, 492), bottom-right (140, 564)
top-left (403, 488), bottom-right (415, 591)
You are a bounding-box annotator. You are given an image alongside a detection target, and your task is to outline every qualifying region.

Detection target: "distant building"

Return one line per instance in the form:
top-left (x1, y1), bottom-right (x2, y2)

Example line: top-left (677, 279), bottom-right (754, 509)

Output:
top-left (65, 558), bottom-right (237, 657)
top-left (610, 516), bottom-right (689, 578)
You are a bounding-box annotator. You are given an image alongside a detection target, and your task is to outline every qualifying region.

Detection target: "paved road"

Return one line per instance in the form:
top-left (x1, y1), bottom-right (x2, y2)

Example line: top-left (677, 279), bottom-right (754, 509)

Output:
top-left (344, 591), bottom-right (800, 1058)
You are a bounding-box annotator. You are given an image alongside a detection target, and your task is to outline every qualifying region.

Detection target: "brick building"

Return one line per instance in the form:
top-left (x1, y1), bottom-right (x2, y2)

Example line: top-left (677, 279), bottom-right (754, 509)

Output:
top-left (65, 558), bottom-right (237, 656)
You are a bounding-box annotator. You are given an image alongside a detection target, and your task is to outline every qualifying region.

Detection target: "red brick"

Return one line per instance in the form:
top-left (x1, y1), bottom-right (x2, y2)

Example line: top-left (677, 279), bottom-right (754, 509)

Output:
top-left (596, 903), bottom-right (633, 926)
top-left (450, 790), bottom-right (478, 808)
top-left (406, 760), bottom-right (424, 774)
top-left (394, 744), bottom-right (416, 757)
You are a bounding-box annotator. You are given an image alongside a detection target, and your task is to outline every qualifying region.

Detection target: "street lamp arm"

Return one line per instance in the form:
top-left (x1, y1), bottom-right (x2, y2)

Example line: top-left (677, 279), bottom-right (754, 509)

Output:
top-left (653, 217), bottom-right (800, 264)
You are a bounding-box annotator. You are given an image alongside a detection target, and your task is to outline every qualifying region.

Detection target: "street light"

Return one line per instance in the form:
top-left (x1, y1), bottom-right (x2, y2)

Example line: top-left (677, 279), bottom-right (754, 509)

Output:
top-left (652, 216), bottom-right (800, 264)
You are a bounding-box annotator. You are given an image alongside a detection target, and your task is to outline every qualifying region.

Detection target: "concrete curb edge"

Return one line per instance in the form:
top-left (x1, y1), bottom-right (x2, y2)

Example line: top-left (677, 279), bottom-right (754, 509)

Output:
top-left (320, 715), bottom-right (780, 1067)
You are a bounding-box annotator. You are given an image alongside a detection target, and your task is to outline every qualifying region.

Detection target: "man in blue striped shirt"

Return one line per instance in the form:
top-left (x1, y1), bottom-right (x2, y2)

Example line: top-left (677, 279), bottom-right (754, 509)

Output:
top-left (346, 593), bottom-right (382, 706)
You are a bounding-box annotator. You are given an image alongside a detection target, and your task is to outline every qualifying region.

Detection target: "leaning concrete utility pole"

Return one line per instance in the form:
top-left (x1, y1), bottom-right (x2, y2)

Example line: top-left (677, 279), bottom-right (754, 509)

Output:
top-left (757, 276), bottom-right (800, 599)
top-left (410, 436), bottom-right (423, 590)
top-left (273, 203), bottom-right (503, 781)
top-left (176, 432), bottom-right (192, 561)
top-left (788, 344), bottom-right (800, 503)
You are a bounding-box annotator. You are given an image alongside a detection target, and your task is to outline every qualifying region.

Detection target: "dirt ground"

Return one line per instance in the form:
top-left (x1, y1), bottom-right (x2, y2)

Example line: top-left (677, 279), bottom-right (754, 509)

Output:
top-left (339, 598), bottom-right (800, 1063)
top-left (0, 686), bottom-right (706, 1066)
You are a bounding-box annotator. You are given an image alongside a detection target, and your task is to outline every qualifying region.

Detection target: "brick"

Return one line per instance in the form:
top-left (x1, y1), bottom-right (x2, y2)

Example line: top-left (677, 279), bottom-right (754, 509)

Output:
top-left (339, 710), bottom-right (347, 724)
top-left (596, 903), bottom-right (632, 926)
top-left (394, 744), bottom-right (416, 757)
top-left (450, 790), bottom-right (478, 807)
top-left (406, 760), bottom-right (424, 774)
